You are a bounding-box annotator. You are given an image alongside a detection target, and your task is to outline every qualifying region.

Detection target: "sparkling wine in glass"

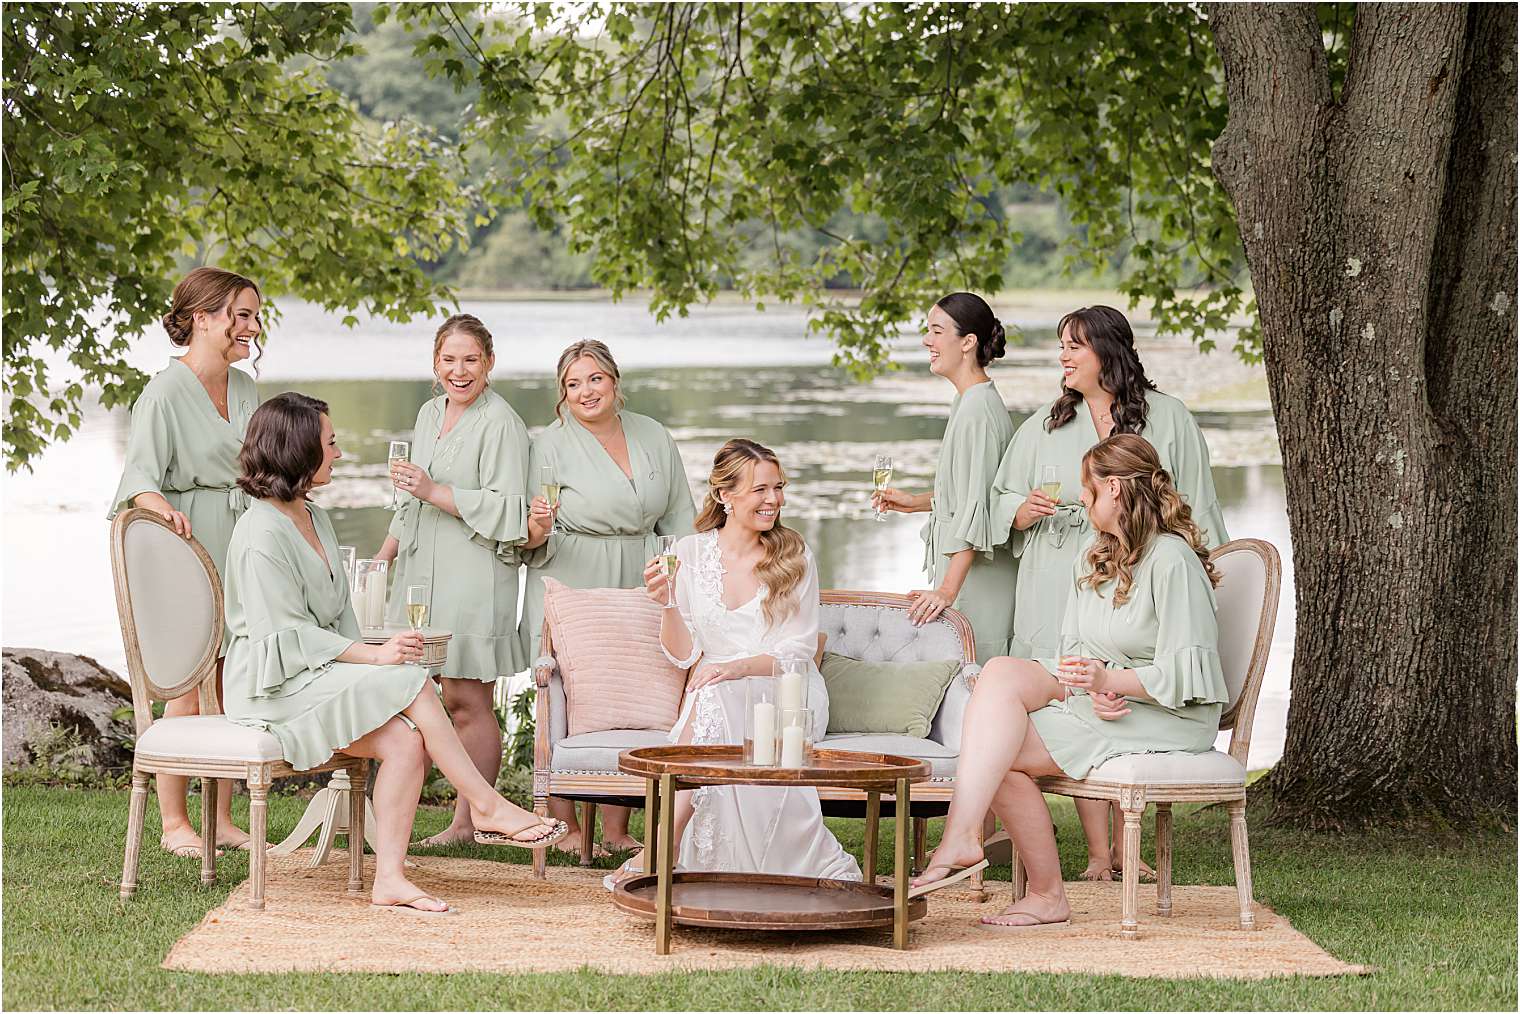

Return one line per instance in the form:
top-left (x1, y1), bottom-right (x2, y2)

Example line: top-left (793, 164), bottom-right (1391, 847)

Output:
top-left (406, 581), bottom-right (431, 631)
top-left (540, 464), bottom-right (562, 535)
top-left (871, 454), bottom-right (893, 522)
top-left (656, 534), bottom-right (679, 609)
top-left (386, 440), bottom-right (411, 512)
top-left (1040, 464), bottom-right (1062, 502)
top-left (1058, 632), bottom-right (1086, 694)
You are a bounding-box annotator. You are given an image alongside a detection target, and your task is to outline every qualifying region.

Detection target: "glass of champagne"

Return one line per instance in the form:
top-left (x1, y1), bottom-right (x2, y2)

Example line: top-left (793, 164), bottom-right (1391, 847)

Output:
top-left (1040, 464), bottom-right (1062, 503)
top-left (540, 464), bottom-right (561, 536)
top-left (406, 580), bottom-right (431, 632)
top-left (656, 534), bottom-right (679, 609)
top-left (871, 454), bottom-right (893, 522)
top-left (386, 440), bottom-right (411, 511)
top-left (1058, 633), bottom-right (1086, 695)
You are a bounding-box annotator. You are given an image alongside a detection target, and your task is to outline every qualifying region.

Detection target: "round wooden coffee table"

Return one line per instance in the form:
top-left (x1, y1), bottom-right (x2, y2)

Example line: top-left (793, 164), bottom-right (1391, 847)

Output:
top-left (616, 744), bottom-right (931, 954)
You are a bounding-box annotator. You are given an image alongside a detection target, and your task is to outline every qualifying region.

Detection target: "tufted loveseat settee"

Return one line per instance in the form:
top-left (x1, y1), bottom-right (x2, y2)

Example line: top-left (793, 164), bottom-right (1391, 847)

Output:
top-left (531, 589), bottom-right (990, 897)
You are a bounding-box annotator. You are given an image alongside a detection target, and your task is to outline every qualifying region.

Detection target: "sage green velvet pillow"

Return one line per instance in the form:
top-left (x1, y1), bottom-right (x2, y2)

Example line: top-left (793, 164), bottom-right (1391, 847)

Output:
top-left (819, 652), bottom-right (961, 738)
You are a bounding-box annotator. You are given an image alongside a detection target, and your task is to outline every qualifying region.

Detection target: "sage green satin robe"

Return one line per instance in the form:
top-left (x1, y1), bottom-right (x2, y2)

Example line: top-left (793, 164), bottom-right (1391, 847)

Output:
top-left (921, 380), bottom-right (1018, 662)
top-left (1029, 534), bottom-right (1228, 779)
top-left (387, 388), bottom-right (531, 680)
top-left (518, 410), bottom-right (696, 660)
top-left (223, 499), bottom-right (428, 772)
top-left (991, 390), bottom-right (1229, 660)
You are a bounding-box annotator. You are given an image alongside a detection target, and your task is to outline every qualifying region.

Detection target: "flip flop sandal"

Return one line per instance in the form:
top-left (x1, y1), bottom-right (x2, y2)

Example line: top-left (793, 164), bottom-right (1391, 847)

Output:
top-left (978, 912), bottom-right (1072, 930)
top-left (908, 859), bottom-right (990, 898)
top-left (162, 840), bottom-right (223, 859)
top-left (371, 894), bottom-right (457, 916)
top-left (474, 818), bottom-right (570, 850)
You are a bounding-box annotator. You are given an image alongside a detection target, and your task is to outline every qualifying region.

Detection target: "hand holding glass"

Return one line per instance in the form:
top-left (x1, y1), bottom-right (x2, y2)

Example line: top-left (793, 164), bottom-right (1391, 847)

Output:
top-left (406, 581), bottom-right (431, 631)
top-left (656, 534), bottom-right (679, 609)
top-left (1057, 633), bottom-right (1087, 694)
top-left (871, 454), bottom-right (893, 522)
top-left (1040, 465), bottom-right (1062, 502)
top-left (540, 465), bottom-right (561, 535)
top-left (386, 440), bottom-right (411, 511)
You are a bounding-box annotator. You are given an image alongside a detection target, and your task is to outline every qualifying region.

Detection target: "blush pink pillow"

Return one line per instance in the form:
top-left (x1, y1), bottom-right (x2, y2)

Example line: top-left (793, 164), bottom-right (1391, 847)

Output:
top-left (541, 577), bottom-right (688, 736)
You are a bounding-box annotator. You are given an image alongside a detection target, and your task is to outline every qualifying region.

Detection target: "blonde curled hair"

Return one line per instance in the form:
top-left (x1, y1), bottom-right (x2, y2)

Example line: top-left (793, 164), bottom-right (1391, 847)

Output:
top-left (431, 314), bottom-right (494, 396)
top-left (693, 438), bottom-right (808, 628)
top-left (1079, 433), bottom-right (1220, 606)
top-left (555, 339), bottom-right (626, 420)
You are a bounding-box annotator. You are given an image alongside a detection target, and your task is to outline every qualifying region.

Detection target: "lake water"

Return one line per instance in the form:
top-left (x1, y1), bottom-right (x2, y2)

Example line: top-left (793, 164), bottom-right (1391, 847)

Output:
top-left (2, 297), bottom-right (1294, 766)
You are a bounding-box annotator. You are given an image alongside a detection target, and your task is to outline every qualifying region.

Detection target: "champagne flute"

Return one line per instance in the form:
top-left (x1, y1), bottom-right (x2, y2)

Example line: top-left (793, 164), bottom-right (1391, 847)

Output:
top-left (871, 453), bottom-right (893, 522)
top-left (1040, 464), bottom-right (1062, 502)
top-left (1058, 633), bottom-right (1086, 695)
top-left (656, 534), bottom-right (679, 609)
top-left (386, 440), bottom-right (411, 512)
top-left (406, 580), bottom-right (431, 631)
top-left (540, 464), bottom-right (561, 536)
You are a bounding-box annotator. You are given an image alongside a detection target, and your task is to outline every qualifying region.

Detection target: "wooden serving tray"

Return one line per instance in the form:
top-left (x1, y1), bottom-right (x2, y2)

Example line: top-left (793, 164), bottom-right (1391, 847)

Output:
top-left (612, 872), bottom-right (927, 931)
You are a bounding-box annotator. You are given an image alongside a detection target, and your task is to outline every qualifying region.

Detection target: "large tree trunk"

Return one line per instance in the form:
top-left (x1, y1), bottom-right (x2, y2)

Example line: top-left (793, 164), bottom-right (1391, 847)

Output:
top-left (1208, 3), bottom-right (1517, 827)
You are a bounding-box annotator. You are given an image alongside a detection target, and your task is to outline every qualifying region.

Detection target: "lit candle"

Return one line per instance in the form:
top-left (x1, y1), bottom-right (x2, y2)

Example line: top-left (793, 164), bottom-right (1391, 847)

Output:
top-left (779, 670), bottom-right (805, 712)
top-left (752, 702), bottom-right (776, 765)
top-left (781, 723), bottom-right (806, 768)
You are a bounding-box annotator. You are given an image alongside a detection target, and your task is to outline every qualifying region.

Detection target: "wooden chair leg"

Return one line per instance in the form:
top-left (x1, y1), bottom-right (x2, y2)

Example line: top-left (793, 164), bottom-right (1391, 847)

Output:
top-left (200, 776), bottom-right (219, 885)
top-left (348, 761), bottom-right (367, 897)
top-left (1229, 799), bottom-right (1256, 929)
top-left (1011, 840), bottom-right (1027, 902)
top-left (863, 791), bottom-right (880, 882)
top-left (1155, 802), bottom-right (1173, 917)
top-left (248, 772), bottom-right (270, 910)
top-left (119, 771), bottom-right (149, 900)
top-left (1119, 789), bottom-right (1145, 938)
top-left (580, 801), bottom-right (598, 866)
top-left (912, 816), bottom-right (927, 876)
top-left (532, 797), bottom-right (549, 879)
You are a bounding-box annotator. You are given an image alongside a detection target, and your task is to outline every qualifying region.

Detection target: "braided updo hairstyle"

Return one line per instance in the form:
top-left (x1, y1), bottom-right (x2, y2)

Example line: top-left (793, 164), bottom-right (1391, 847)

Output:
top-left (934, 292), bottom-right (1007, 368)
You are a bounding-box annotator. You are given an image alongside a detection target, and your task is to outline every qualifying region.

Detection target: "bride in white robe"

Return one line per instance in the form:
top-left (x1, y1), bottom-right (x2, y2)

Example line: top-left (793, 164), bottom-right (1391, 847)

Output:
top-left (613, 438), bottom-right (861, 886)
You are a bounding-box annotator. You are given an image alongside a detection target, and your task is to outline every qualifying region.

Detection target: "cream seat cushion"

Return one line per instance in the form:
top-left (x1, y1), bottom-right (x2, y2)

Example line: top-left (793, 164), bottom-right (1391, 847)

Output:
top-left (135, 714), bottom-right (285, 762)
top-left (1083, 749), bottom-right (1246, 786)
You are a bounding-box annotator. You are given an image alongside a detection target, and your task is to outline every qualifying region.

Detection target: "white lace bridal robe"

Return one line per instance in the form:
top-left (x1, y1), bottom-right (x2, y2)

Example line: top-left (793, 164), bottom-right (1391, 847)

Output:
top-left (663, 529), bottom-right (862, 881)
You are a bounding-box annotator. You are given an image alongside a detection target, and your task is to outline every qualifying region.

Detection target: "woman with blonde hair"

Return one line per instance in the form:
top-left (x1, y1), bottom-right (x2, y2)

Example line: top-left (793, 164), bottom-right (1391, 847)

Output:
top-left (374, 313), bottom-right (532, 847)
top-left (911, 434), bottom-right (1227, 928)
top-left (519, 339), bottom-right (696, 856)
top-left (110, 266), bottom-right (264, 858)
top-left (605, 438), bottom-right (861, 887)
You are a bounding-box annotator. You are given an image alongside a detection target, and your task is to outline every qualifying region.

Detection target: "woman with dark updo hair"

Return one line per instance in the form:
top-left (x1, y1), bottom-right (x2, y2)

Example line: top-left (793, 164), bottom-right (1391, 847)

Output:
top-left (872, 292), bottom-right (1017, 662)
top-left (221, 393), bottom-right (567, 913)
top-left (988, 304), bottom-right (1227, 881)
top-left (109, 265), bottom-right (263, 859)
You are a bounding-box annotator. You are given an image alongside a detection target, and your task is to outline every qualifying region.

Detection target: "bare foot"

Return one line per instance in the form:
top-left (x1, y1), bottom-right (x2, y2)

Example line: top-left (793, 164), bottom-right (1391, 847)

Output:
top-left (979, 892), bottom-right (1072, 928)
top-left (160, 827), bottom-right (219, 859)
top-left (414, 825), bottom-right (477, 848)
top-left (1078, 857), bottom-right (1114, 881)
top-left (602, 834), bottom-right (643, 853)
top-left (910, 838), bottom-right (984, 890)
top-left (214, 825), bottom-right (252, 850)
top-left (1113, 855), bottom-right (1157, 882)
top-left (551, 829), bottom-right (610, 859)
top-left (372, 874), bottom-right (450, 912)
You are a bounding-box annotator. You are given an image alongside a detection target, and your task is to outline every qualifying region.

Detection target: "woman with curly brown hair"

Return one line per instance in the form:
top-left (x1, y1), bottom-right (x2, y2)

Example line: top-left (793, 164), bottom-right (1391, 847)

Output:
top-left (222, 393), bottom-right (567, 914)
top-left (911, 434), bottom-right (1227, 928)
top-left (604, 438), bottom-right (861, 888)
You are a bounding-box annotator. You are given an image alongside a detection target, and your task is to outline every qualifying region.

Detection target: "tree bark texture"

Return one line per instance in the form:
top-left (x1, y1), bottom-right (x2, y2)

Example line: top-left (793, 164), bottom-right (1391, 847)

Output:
top-left (1209, 3), bottom-right (1517, 827)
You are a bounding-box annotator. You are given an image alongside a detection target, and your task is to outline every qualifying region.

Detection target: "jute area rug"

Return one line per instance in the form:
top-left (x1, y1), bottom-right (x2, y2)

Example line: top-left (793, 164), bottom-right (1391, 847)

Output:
top-left (163, 851), bottom-right (1367, 979)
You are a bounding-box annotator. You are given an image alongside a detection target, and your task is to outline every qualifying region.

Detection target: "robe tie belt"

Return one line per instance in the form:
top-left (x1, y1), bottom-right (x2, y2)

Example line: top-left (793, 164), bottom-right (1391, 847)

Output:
top-left (1043, 502), bottom-right (1088, 550)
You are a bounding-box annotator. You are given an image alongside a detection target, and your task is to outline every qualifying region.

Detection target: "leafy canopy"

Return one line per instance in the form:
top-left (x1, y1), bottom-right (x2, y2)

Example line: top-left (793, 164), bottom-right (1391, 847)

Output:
top-left (1, 2), bottom-right (480, 470)
top-left (392, 1), bottom-right (1253, 374)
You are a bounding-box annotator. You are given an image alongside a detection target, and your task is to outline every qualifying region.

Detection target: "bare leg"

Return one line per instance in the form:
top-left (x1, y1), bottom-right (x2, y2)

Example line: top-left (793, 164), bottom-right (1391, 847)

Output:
top-left (913, 657), bottom-right (1052, 885)
top-left (601, 806), bottom-right (638, 851)
top-left (1076, 798), bottom-right (1116, 880)
top-left (401, 684), bottom-right (553, 839)
top-left (1108, 801), bottom-right (1156, 879)
top-left (156, 690), bottom-right (203, 855)
top-left (982, 764), bottom-right (1072, 926)
top-left (342, 717), bottom-right (443, 910)
top-left (210, 664), bottom-right (249, 848)
top-left (415, 678), bottom-right (501, 847)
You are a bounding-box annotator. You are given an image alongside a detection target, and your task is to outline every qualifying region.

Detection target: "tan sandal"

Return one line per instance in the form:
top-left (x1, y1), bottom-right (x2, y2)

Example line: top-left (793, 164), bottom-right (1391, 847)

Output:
top-left (371, 894), bottom-right (457, 916)
top-left (908, 859), bottom-right (990, 898)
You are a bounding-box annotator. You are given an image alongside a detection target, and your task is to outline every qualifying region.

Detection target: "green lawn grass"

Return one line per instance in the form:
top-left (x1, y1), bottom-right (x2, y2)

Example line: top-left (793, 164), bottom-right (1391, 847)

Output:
top-left (3, 784), bottom-right (1513, 1010)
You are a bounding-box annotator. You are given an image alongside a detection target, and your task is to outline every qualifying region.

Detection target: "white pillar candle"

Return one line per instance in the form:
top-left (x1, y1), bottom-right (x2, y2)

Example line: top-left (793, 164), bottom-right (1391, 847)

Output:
top-left (363, 574), bottom-right (387, 629)
top-left (779, 670), bottom-right (805, 713)
top-left (781, 723), bottom-right (806, 768)
top-left (752, 702), bottom-right (776, 765)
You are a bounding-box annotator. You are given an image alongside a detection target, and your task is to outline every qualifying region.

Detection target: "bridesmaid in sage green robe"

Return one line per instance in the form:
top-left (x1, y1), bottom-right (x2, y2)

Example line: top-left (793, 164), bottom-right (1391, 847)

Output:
top-left (921, 380), bottom-right (1019, 662)
top-left (990, 391), bottom-right (1228, 661)
top-left (1029, 533), bottom-right (1228, 778)
top-left (110, 358), bottom-right (258, 580)
top-left (223, 500), bottom-right (429, 771)
top-left (519, 410), bottom-right (696, 660)
top-left (385, 387), bottom-right (532, 680)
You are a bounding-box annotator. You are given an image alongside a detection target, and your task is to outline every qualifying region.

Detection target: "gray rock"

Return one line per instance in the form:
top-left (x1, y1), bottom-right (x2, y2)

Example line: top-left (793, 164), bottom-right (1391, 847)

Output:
top-left (2, 648), bottom-right (134, 771)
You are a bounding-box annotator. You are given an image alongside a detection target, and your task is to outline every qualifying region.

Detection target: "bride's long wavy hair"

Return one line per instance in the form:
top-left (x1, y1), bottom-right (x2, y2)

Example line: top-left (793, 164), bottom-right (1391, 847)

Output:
top-left (1079, 434), bottom-right (1220, 606)
top-left (693, 438), bottom-right (808, 628)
